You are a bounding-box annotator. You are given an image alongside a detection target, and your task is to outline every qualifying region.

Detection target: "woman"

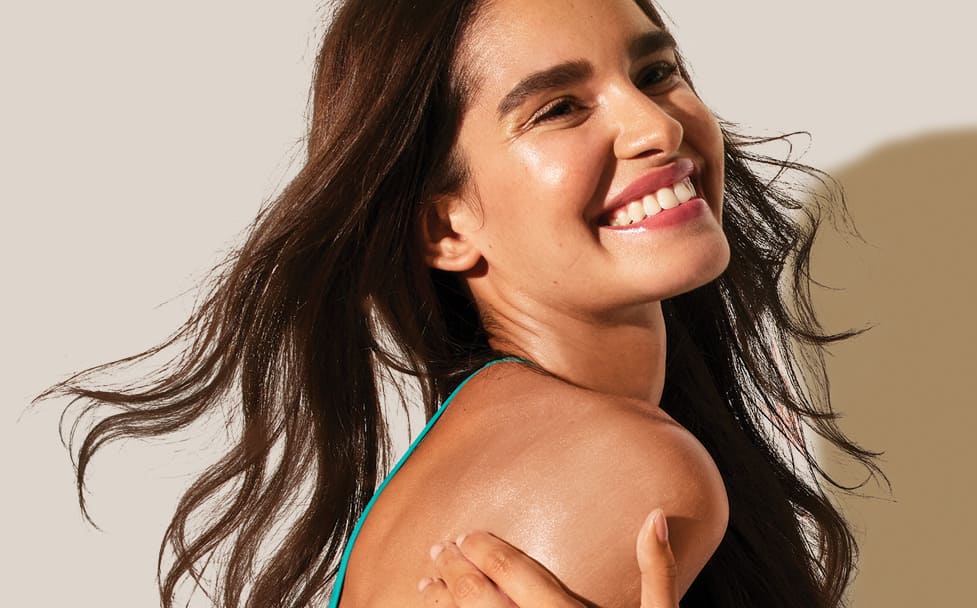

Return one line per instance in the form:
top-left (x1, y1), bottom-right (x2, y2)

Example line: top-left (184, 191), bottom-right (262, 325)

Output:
top-left (44, 0), bottom-right (880, 606)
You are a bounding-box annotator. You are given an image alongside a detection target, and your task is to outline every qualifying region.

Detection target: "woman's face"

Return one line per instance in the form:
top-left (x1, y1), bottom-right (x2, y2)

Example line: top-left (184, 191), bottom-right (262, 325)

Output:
top-left (445, 0), bottom-right (729, 322)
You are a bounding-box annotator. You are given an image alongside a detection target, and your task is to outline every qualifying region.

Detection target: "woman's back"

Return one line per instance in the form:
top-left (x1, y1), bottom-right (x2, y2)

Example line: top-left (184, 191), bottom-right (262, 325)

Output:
top-left (336, 360), bottom-right (728, 607)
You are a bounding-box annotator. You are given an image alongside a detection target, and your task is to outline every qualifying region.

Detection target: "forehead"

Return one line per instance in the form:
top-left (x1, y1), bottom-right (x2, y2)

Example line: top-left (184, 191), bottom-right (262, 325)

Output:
top-left (462, 0), bottom-right (661, 95)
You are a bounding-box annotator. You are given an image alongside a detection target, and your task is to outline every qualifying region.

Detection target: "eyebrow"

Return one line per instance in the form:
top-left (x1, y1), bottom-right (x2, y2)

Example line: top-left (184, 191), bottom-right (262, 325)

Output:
top-left (496, 60), bottom-right (593, 119)
top-left (629, 29), bottom-right (677, 61)
top-left (495, 30), bottom-right (678, 120)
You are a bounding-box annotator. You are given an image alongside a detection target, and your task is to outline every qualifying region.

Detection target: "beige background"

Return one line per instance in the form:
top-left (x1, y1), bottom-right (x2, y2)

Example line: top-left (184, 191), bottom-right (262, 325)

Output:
top-left (2, 1), bottom-right (974, 606)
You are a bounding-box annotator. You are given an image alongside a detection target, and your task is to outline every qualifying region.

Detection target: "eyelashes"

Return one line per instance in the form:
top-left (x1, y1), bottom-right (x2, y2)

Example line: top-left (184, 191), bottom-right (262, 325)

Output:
top-left (527, 60), bottom-right (682, 127)
top-left (530, 98), bottom-right (586, 125)
top-left (636, 61), bottom-right (681, 92)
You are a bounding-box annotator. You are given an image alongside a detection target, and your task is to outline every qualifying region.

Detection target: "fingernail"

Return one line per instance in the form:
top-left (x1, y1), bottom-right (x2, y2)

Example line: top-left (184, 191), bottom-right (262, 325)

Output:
top-left (417, 577), bottom-right (432, 592)
top-left (429, 543), bottom-right (444, 560)
top-left (654, 511), bottom-right (669, 544)
top-left (456, 533), bottom-right (467, 546)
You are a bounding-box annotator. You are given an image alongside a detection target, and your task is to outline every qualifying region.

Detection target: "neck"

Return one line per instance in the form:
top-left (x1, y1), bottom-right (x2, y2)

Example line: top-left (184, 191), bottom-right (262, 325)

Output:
top-left (485, 297), bottom-right (667, 405)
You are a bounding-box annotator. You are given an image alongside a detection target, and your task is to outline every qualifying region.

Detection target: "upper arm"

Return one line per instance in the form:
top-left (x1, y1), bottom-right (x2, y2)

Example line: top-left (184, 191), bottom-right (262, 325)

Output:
top-left (464, 400), bottom-right (728, 607)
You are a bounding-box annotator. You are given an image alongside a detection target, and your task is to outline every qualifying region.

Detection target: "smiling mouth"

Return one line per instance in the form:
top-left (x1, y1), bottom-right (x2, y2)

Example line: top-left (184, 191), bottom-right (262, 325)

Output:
top-left (602, 177), bottom-right (698, 227)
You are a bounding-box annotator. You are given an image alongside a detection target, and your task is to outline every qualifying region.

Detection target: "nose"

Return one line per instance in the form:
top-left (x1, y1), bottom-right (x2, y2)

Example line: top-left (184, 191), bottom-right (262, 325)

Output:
top-left (610, 87), bottom-right (684, 161)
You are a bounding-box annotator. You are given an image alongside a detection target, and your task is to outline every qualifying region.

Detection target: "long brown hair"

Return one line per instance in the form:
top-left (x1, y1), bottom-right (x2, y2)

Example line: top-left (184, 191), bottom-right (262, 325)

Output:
top-left (41, 1), bottom-right (883, 606)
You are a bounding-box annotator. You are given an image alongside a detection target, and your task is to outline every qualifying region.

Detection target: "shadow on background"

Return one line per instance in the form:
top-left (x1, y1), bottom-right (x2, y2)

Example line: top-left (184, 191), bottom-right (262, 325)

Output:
top-left (811, 128), bottom-right (977, 605)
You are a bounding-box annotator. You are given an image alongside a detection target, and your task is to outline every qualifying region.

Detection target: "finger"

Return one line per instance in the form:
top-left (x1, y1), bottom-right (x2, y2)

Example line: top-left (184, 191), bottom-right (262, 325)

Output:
top-left (419, 577), bottom-right (459, 607)
top-left (454, 531), bottom-right (584, 607)
top-left (636, 509), bottom-right (679, 608)
top-left (431, 541), bottom-right (515, 607)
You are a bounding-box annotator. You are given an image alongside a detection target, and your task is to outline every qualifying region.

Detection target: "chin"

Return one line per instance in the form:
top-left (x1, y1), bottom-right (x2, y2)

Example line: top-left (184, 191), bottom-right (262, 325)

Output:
top-left (701, 237), bottom-right (732, 283)
top-left (658, 236), bottom-right (731, 300)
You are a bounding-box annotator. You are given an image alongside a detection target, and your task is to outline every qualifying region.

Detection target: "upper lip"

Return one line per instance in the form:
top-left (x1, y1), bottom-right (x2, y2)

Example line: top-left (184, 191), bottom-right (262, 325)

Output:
top-left (599, 157), bottom-right (697, 219)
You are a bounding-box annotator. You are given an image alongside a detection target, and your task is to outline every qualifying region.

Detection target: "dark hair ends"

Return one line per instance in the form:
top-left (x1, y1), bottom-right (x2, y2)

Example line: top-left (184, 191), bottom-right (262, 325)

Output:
top-left (40, 1), bottom-right (883, 607)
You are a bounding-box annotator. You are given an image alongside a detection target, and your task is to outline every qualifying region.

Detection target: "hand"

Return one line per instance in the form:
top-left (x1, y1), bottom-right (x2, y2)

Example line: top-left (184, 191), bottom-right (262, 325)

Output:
top-left (417, 508), bottom-right (678, 607)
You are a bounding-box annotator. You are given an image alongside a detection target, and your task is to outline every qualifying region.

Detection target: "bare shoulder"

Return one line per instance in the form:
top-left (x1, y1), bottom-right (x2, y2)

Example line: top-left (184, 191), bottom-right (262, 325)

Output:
top-left (437, 363), bottom-right (729, 605)
top-left (342, 361), bottom-right (727, 607)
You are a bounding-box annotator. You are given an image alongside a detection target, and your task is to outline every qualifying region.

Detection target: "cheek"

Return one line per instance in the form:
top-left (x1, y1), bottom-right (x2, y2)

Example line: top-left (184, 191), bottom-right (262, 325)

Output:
top-left (477, 135), bottom-right (607, 221)
top-left (667, 88), bottom-right (722, 147)
top-left (462, 136), bottom-right (606, 274)
top-left (670, 91), bottom-right (725, 203)
top-left (515, 133), bottom-right (611, 210)
top-left (513, 143), bottom-right (573, 189)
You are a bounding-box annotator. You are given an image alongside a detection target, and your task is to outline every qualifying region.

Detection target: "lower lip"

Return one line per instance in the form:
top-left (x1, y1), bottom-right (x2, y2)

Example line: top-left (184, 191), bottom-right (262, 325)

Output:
top-left (600, 198), bottom-right (708, 232)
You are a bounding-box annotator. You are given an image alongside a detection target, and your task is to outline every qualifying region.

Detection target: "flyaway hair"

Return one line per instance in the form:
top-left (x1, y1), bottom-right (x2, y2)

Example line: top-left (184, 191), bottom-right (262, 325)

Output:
top-left (41, 1), bottom-right (883, 606)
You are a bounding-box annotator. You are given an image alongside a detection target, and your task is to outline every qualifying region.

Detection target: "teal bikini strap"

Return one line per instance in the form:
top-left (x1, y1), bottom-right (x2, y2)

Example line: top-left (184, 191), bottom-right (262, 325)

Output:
top-left (326, 356), bottom-right (524, 606)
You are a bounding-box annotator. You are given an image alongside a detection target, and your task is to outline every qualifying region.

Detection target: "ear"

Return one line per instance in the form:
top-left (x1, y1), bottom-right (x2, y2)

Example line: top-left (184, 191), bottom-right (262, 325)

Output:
top-left (418, 195), bottom-right (483, 272)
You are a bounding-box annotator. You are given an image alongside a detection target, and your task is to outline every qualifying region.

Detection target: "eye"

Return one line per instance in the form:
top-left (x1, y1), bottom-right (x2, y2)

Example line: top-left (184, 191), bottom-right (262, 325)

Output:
top-left (636, 61), bottom-right (682, 94)
top-left (529, 97), bottom-right (586, 126)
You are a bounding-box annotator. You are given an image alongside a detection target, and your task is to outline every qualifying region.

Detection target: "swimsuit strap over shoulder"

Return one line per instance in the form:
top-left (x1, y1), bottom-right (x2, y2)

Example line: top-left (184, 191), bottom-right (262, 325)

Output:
top-left (326, 356), bottom-right (524, 607)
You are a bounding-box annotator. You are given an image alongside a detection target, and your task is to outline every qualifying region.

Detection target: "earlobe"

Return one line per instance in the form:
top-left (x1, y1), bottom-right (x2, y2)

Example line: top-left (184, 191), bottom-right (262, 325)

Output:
top-left (419, 196), bottom-right (482, 273)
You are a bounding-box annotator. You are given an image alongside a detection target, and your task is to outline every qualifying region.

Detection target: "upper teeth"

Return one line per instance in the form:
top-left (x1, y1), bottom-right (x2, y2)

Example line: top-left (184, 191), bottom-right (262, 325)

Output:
top-left (607, 178), bottom-right (696, 226)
